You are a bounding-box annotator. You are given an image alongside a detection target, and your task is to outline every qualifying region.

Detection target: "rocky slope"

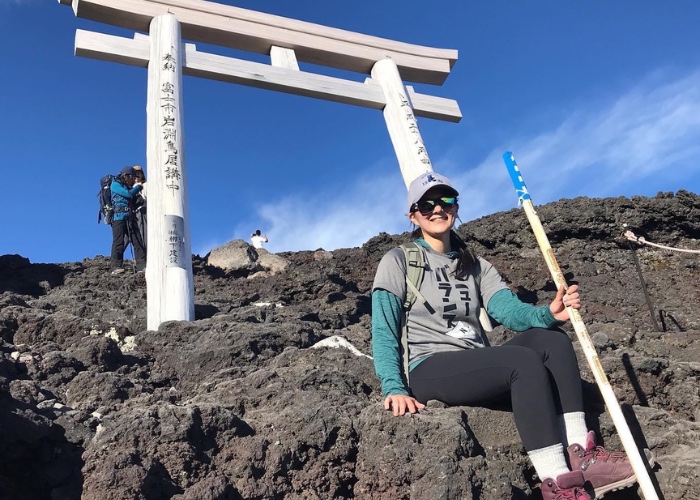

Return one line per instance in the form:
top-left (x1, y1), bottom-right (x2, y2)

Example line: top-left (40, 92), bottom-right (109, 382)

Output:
top-left (0, 191), bottom-right (698, 500)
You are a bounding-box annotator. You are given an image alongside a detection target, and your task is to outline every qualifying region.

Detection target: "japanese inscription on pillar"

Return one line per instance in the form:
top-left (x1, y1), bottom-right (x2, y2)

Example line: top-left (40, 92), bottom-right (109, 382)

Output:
top-left (157, 44), bottom-right (186, 270)
top-left (399, 93), bottom-right (432, 167)
top-left (160, 50), bottom-right (181, 191)
top-left (165, 214), bottom-right (186, 268)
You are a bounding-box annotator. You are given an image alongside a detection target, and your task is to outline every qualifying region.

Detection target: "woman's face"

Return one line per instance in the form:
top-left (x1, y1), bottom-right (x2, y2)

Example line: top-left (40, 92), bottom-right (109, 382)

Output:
top-left (408, 186), bottom-right (458, 238)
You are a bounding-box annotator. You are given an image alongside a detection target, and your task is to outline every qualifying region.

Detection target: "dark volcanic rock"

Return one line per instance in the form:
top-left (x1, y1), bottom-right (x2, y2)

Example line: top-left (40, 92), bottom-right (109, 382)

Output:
top-left (0, 191), bottom-right (698, 499)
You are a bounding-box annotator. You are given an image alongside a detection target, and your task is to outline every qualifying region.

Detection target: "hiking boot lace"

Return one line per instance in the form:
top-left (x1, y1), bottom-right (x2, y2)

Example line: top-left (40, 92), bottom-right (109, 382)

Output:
top-left (543, 479), bottom-right (590, 500)
top-left (553, 485), bottom-right (586, 500)
top-left (575, 445), bottom-right (627, 470)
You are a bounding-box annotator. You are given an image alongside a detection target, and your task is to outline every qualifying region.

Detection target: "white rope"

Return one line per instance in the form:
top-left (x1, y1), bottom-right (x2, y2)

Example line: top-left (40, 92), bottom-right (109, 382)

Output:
top-left (624, 230), bottom-right (700, 254)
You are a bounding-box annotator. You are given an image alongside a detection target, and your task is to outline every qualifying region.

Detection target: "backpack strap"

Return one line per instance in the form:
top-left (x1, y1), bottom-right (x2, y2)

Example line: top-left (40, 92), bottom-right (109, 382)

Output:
top-left (399, 242), bottom-right (434, 385)
top-left (403, 242), bottom-right (436, 313)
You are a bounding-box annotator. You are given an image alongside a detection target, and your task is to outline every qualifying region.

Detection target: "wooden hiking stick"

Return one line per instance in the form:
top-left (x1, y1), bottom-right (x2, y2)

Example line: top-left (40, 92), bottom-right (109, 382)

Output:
top-left (502, 152), bottom-right (660, 500)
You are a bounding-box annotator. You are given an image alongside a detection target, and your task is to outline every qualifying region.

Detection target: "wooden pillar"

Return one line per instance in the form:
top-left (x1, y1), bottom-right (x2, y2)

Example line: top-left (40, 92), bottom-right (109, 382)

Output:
top-left (371, 58), bottom-right (434, 188)
top-left (145, 14), bottom-right (194, 330)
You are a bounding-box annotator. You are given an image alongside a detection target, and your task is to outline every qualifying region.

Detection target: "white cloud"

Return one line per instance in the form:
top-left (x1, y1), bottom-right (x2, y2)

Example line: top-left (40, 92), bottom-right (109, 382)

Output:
top-left (446, 68), bottom-right (700, 223)
top-left (256, 167), bottom-right (410, 252)
top-left (192, 163), bottom-right (411, 256)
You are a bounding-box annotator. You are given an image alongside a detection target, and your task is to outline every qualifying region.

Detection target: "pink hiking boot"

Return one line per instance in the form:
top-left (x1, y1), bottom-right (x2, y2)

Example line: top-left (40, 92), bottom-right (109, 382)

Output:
top-left (541, 470), bottom-right (592, 500)
top-left (567, 431), bottom-right (637, 498)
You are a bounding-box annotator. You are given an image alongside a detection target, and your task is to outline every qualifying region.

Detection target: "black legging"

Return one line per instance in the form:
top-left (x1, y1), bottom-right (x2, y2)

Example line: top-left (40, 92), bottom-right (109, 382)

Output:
top-left (111, 218), bottom-right (147, 271)
top-left (409, 328), bottom-right (584, 451)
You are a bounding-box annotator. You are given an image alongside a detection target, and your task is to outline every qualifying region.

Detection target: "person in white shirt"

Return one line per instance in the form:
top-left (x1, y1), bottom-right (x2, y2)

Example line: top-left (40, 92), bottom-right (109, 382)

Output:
top-left (250, 229), bottom-right (268, 249)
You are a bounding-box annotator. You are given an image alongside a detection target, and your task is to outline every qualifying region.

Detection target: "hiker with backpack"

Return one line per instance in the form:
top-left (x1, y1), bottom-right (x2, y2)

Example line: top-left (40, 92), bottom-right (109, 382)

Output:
top-left (109, 166), bottom-right (146, 275)
top-left (371, 172), bottom-right (637, 500)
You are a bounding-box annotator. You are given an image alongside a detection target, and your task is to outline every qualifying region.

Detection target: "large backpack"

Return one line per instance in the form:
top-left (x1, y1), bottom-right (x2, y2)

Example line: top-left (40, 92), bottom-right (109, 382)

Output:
top-left (399, 242), bottom-right (493, 383)
top-left (98, 174), bottom-right (115, 225)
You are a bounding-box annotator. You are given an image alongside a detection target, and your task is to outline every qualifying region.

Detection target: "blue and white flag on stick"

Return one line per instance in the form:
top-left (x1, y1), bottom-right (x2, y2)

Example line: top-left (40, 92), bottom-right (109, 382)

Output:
top-left (502, 151), bottom-right (531, 205)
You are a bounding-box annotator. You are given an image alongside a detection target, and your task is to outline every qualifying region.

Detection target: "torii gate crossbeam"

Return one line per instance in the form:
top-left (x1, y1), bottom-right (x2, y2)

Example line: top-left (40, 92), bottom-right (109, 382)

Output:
top-left (73, 30), bottom-right (462, 123)
top-left (59, 0), bottom-right (457, 84)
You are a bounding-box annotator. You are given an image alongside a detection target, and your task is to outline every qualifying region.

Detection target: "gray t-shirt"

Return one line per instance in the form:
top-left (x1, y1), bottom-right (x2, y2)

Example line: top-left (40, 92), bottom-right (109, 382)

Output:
top-left (373, 245), bottom-right (508, 365)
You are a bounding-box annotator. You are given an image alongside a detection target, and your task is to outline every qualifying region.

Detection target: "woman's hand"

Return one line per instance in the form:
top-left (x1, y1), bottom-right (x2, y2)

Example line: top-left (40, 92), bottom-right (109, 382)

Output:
top-left (384, 394), bottom-right (426, 416)
top-left (549, 284), bottom-right (580, 321)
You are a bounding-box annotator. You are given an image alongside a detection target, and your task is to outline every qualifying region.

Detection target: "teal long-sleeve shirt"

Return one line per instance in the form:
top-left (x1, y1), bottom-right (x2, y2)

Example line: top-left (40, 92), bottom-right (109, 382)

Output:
top-left (371, 287), bottom-right (563, 397)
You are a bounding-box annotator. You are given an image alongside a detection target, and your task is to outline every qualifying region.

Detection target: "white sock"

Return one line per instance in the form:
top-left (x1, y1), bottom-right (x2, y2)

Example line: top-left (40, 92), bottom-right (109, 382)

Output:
top-left (528, 443), bottom-right (570, 480)
top-left (558, 412), bottom-right (588, 448)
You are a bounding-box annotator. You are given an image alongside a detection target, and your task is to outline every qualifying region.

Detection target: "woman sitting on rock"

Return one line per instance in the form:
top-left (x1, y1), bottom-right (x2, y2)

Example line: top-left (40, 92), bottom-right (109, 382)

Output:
top-left (371, 171), bottom-right (637, 500)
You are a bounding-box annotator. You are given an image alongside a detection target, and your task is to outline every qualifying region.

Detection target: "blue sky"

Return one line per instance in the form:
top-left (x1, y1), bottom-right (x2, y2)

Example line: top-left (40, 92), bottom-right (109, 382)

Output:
top-left (2, 1), bottom-right (700, 263)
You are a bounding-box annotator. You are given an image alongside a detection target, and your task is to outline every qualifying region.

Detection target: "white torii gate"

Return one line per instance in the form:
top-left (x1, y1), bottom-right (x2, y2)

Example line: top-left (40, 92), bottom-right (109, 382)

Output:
top-left (59, 0), bottom-right (462, 330)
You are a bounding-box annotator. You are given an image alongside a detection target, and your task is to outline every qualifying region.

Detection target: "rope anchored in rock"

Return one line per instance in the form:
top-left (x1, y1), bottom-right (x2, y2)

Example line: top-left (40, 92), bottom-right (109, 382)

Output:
top-left (624, 230), bottom-right (700, 254)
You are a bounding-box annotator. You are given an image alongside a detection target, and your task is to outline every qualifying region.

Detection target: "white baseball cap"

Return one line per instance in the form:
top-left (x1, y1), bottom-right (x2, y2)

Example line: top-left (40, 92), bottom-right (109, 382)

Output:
top-left (407, 172), bottom-right (459, 211)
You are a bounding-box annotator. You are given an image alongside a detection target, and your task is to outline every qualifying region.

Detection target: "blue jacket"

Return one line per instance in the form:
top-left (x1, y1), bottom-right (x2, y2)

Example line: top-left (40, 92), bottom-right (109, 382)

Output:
top-left (110, 179), bottom-right (143, 222)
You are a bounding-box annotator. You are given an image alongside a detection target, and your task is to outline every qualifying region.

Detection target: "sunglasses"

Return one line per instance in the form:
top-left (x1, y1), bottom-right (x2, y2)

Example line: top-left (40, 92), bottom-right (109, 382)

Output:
top-left (412, 196), bottom-right (457, 215)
